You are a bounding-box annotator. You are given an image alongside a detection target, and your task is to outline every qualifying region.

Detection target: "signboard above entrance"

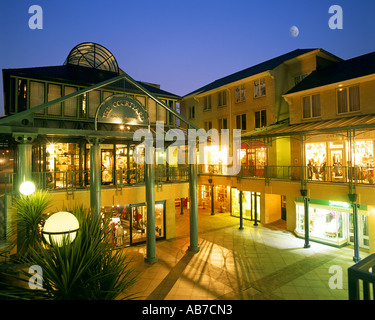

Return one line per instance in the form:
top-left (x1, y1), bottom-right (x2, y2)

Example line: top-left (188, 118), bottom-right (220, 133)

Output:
top-left (95, 94), bottom-right (149, 126)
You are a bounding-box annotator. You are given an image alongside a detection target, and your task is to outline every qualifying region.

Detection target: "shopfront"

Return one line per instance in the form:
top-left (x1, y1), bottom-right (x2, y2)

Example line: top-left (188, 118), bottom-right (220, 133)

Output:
top-left (102, 200), bottom-right (166, 248)
top-left (231, 188), bottom-right (260, 221)
top-left (305, 138), bottom-right (375, 183)
top-left (240, 142), bottom-right (267, 176)
top-left (295, 198), bottom-right (369, 248)
top-left (34, 141), bottom-right (153, 189)
top-left (200, 184), bottom-right (230, 212)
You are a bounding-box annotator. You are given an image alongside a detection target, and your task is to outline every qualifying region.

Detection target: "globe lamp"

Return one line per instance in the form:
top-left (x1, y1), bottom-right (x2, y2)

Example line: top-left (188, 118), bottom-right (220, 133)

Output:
top-left (19, 181), bottom-right (35, 196)
top-left (42, 211), bottom-right (79, 246)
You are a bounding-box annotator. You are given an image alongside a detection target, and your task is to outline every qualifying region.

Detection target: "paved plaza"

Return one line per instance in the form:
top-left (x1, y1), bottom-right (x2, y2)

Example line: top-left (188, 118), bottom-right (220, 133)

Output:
top-left (122, 207), bottom-right (369, 300)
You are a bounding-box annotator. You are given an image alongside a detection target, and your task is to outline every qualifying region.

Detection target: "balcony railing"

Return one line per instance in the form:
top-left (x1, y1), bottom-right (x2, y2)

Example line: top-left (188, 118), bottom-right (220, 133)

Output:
top-left (0, 165), bottom-right (189, 197)
top-left (198, 164), bottom-right (375, 185)
top-left (348, 253), bottom-right (375, 300)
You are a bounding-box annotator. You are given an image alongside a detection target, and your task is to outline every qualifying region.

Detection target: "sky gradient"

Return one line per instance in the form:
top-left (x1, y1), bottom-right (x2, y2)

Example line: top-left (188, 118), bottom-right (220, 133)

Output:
top-left (1, 0), bottom-right (375, 116)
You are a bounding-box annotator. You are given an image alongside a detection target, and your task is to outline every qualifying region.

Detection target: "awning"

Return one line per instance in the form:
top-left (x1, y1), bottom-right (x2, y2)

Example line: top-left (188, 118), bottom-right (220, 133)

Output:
top-left (241, 114), bottom-right (375, 139)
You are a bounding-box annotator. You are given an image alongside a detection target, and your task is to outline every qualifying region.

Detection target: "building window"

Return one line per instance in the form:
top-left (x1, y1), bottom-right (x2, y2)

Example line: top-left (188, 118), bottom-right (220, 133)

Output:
top-left (189, 105), bottom-right (195, 119)
top-left (255, 110), bottom-right (267, 128)
top-left (47, 83), bottom-right (62, 116)
top-left (337, 85), bottom-right (360, 114)
top-left (235, 85), bottom-right (246, 103)
top-left (236, 114), bottom-right (246, 130)
top-left (218, 118), bottom-right (228, 131)
top-left (17, 79), bottom-right (28, 113)
top-left (302, 94), bottom-right (321, 119)
top-left (30, 81), bottom-right (45, 114)
top-left (254, 78), bottom-right (266, 98)
top-left (217, 90), bottom-right (227, 107)
top-left (203, 95), bottom-right (212, 111)
top-left (204, 121), bottom-right (212, 131)
top-left (64, 86), bottom-right (78, 117)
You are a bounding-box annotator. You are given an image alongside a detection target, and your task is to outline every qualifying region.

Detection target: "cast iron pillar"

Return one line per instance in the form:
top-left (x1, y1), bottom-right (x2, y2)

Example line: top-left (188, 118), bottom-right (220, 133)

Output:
top-left (253, 192), bottom-right (258, 226)
top-left (14, 134), bottom-right (36, 191)
top-left (300, 189), bottom-right (310, 248)
top-left (18, 143), bottom-right (32, 188)
top-left (180, 198), bottom-right (184, 215)
top-left (349, 193), bottom-right (360, 262)
top-left (188, 144), bottom-right (200, 253)
top-left (14, 134), bottom-right (36, 254)
top-left (145, 140), bottom-right (158, 263)
top-left (239, 190), bottom-right (244, 230)
top-left (89, 139), bottom-right (101, 216)
top-left (209, 178), bottom-right (215, 215)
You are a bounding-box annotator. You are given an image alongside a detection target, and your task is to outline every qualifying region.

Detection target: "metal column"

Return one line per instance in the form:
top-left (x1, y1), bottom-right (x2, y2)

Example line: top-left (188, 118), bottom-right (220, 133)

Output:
top-left (239, 190), bottom-right (244, 230)
top-left (90, 142), bottom-right (101, 216)
top-left (303, 197), bottom-right (310, 248)
top-left (145, 140), bottom-right (157, 263)
top-left (17, 143), bottom-right (32, 189)
top-left (254, 192), bottom-right (258, 226)
top-left (210, 184), bottom-right (215, 215)
top-left (188, 145), bottom-right (200, 253)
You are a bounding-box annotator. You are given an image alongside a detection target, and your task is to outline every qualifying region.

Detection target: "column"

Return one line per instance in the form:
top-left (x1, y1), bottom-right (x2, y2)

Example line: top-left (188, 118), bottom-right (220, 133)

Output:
top-left (303, 197), bottom-right (310, 248)
top-left (300, 189), bottom-right (310, 248)
top-left (188, 145), bottom-right (200, 253)
top-left (180, 198), bottom-right (184, 215)
top-left (14, 134), bottom-right (35, 255)
top-left (145, 140), bottom-right (157, 263)
top-left (89, 140), bottom-right (101, 216)
top-left (17, 143), bottom-right (32, 189)
top-left (239, 190), bottom-right (244, 230)
top-left (210, 183), bottom-right (215, 216)
top-left (349, 193), bottom-right (360, 262)
top-left (254, 192), bottom-right (258, 226)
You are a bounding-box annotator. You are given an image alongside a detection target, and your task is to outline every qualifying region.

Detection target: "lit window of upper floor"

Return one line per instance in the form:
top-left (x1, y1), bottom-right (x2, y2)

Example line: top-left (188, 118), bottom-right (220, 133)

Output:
top-left (255, 110), bottom-right (267, 128)
top-left (337, 85), bottom-right (360, 114)
top-left (254, 78), bottom-right (266, 98)
top-left (218, 118), bottom-right (228, 131)
top-left (235, 85), bottom-right (246, 103)
top-left (204, 120), bottom-right (212, 131)
top-left (302, 94), bottom-right (321, 119)
top-left (203, 95), bottom-right (212, 111)
top-left (189, 105), bottom-right (195, 119)
top-left (236, 114), bottom-right (246, 130)
top-left (217, 90), bottom-right (227, 107)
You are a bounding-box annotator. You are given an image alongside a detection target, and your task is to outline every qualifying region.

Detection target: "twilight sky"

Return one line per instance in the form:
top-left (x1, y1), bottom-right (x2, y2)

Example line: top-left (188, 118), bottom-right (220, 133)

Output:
top-left (1, 0), bottom-right (375, 116)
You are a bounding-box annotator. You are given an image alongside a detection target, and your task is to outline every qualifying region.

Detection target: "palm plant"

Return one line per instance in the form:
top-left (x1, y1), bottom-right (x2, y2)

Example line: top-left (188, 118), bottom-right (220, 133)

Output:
top-left (1, 206), bottom-right (138, 300)
top-left (12, 190), bottom-right (52, 258)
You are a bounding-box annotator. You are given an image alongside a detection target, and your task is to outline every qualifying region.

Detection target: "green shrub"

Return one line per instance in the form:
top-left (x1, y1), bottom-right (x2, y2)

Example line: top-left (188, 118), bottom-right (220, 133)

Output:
top-left (1, 205), bottom-right (137, 300)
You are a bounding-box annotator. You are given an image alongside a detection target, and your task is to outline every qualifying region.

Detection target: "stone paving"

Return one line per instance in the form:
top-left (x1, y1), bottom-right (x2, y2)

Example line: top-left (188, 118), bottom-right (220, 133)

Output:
top-left (121, 207), bottom-right (369, 300)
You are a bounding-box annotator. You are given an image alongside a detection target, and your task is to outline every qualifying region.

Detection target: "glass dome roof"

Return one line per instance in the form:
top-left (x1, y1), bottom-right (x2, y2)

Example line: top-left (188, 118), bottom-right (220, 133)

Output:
top-left (64, 42), bottom-right (119, 74)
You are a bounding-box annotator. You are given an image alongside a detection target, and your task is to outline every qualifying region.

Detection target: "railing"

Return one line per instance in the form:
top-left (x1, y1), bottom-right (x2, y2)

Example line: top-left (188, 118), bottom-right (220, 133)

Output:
top-left (0, 165), bottom-right (190, 197)
top-left (348, 253), bottom-right (375, 300)
top-left (198, 164), bottom-right (375, 185)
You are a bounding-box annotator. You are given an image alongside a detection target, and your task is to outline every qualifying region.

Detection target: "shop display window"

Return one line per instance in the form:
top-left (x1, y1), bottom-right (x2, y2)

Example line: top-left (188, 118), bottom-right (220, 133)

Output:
top-left (240, 142), bottom-right (267, 176)
top-left (103, 201), bottom-right (165, 247)
top-left (296, 202), bottom-right (369, 249)
top-left (46, 143), bottom-right (79, 188)
top-left (349, 140), bottom-right (374, 183)
top-left (296, 204), bottom-right (347, 246)
top-left (231, 188), bottom-right (260, 221)
top-left (306, 142), bottom-right (327, 181)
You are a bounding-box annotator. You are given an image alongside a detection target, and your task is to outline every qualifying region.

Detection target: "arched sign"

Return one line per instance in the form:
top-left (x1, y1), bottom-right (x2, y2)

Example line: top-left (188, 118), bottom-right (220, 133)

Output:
top-left (95, 94), bottom-right (149, 129)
